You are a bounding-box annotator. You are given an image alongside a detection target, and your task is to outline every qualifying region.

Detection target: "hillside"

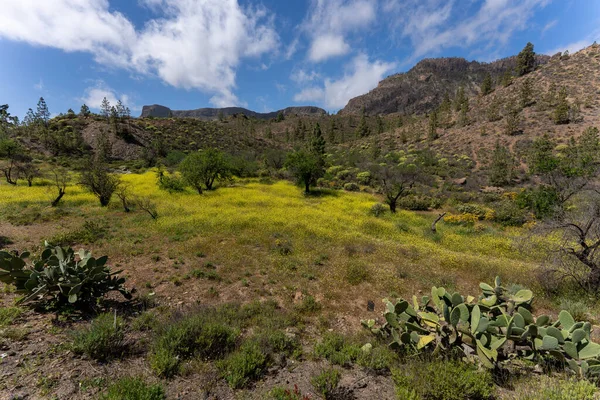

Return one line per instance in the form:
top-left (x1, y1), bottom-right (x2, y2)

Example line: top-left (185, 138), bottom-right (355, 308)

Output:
top-left (140, 104), bottom-right (327, 120)
top-left (341, 54), bottom-right (550, 116)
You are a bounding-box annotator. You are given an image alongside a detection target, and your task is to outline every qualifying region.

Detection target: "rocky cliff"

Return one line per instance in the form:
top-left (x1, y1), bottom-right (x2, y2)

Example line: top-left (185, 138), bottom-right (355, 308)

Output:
top-left (140, 105), bottom-right (327, 120)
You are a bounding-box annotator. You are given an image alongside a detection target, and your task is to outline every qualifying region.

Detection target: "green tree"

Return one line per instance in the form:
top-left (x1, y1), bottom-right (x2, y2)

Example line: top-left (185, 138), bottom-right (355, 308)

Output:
top-left (376, 115), bottom-right (385, 134)
top-left (310, 123), bottom-right (326, 160)
top-left (36, 97), bottom-right (50, 126)
top-left (79, 159), bottom-right (120, 206)
top-left (0, 138), bottom-right (24, 185)
top-left (327, 119), bottom-right (336, 144)
top-left (356, 109), bottom-right (370, 138)
top-left (100, 97), bottom-right (111, 121)
top-left (285, 150), bottom-right (323, 193)
top-left (486, 96), bottom-right (501, 122)
top-left (276, 111), bottom-right (284, 122)
top-left (501, 70), bottom-right (513, 87)
top-left (428, 111), bottom-right (438, 140)
top-left (481, 72), bottom-right (494, 96)
top-left (515, 42), bottom-right (536, 76)
top-left (458, 102), bottom-right (470, 127)
top-left (520, 78), bottom-right (534, 108)
top-left (371, 161), bottom-right (425, 213)
top-left (80, 104), bottom-right (91, 117)
top-left (454, 86), bottom-right (467, 112)
top-left (504, 107), bottom-right (521, 136)
top-left (489, 141), bottom-right (514, 186)
top-left (179, 149), bottom-right (232, 194)
top-left (554, 86), bottom-right (570, 124)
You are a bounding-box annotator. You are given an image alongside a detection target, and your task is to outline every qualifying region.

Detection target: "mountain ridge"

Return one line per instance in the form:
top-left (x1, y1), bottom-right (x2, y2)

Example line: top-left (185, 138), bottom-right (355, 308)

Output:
top-left (140, 104), bottom-right (327, 120)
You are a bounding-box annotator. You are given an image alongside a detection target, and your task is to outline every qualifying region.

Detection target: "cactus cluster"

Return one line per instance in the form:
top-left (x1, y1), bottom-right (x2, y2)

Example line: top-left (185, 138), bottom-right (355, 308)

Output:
top-left (362, 277), bottom-right (600, 377)
top-left (0, 243), bottom-right (131, 308)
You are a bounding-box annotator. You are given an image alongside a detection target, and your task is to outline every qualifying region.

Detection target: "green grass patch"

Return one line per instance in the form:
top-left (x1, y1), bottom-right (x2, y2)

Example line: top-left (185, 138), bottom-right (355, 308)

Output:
top-left (71, 313), bottom-right (126, 361)
top-left (100, 377), bottom-right (165, 400)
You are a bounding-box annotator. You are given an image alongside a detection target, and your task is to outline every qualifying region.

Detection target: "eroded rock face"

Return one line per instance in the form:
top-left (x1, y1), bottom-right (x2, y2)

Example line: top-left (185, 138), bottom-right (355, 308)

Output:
top-left (340, 55), bottom-right (550, 116)
top-left (140, 105), bottom-right (327, 120)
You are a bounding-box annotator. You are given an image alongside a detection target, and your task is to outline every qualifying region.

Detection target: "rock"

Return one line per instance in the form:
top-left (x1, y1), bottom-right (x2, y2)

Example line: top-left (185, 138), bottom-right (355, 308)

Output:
top-left (367, 300), bottom-right (375, 312)
top-left (453, 177), bottom-right (467, 185)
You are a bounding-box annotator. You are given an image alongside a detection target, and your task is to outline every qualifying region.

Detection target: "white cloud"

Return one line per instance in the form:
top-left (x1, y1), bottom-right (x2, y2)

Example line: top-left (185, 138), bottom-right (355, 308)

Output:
top-left (290, 69), bottom-right (320, 84)
top-left (80, 81), bottom-right (139, 111)
top-left (541, 19), bottom-right (558, 36)
top-left (544, 26), bottom-right (600, 55)
top-left (0, 0), bottom-right (279, 107)
top-left (302, 0), bottom-right (377, 62)
top-left (385, 0), bottom-right (550, 61)
top-left (293, 54), bottom-right (395, 110)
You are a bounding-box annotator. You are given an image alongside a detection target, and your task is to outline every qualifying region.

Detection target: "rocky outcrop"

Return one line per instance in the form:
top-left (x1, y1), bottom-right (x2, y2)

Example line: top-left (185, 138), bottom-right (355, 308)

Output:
top-left (140, 105), bottom-right (327, 120)
top-left (341, 55), bottom-right (550, 116)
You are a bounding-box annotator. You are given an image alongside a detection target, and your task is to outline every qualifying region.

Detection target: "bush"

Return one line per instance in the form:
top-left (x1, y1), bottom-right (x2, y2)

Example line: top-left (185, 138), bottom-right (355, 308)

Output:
top-left (369, 203), bottom-right (387, 217)
top-left (357, 344), bottom-right (398, 372)
top-left (294, 295), bottom-right (322, 314)
top-left (100, 377), bottom-right (165, 400)
top-left (559, 299), bottom-right (588, 322)
top-left (392, 360), bottom-right (494, 400)
top-left (515, 186), bottom-right (560, 219)
top-left (314, 333), bottom-right (361, 367)
top-left (343, 182), bottom-right (360, 192)
top-left (311, 368), bottom-right (341, 398)
top-left (346, 263), bottom-right (369, 285)
top-left (269, 385), bottom-right (311, 400)
top-left (0, 245), bottom-right (131, 309)
top-left (443, 213), bottom-right (479, 226)
top-left (492, 200), bottom-right (529, 226)
top-left (356, 171), bottom-right (371, 185)
top-left (150, 316), bottom-right (239, 377)
top-left (520, 377), bottom-right (597, 400)
top-left (48, 220), bottom-right (107, 246)
top-left (455, 204), bottom-right (492, 220)
top-left (398, 195), bottom-right (431, 211)
top-left (72, 313), bottom-right (125, 361)
top-left (217, 341), bottom-right (268, 389)
top-left (158, 174), bottom-right (186, 192)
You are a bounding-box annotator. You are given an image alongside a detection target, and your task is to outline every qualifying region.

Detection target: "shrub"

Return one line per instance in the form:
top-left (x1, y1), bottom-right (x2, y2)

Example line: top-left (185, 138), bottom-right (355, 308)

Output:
top-left (314, 333), bottom-right (361, 367)
top-left (79, 161), bottom-right (120, 206)
top-left (294, 295), bottom-right (322, 314)
top-left (443, 213), bottom-right (478, 226)
top-left (346, 263), bottom-right (369, 285)
top-left (392, 360), bottom-right (494, 400)
top-left (398, 195), bottom-right (431, 211)
top-left (48, 220), bottom-right (107, 246)
top-left (311, 368), bottom-right (341, 398)
top-left (515, 186), bottom-right (560, 219)
top-left (492, 200), bottom-right (529, 226)
top-left (100, 377), bottom-right (165, 400)
top-left (559, 299), bottom-right (588, 322)
top-left (217, 341), bottom-right (268, 389)
top-left (455, 204), bottom-right (491, 220)
top-left (72, 313), bottom-right (125, 361)
top-left (150, 315), bottom-right (239, 377)
top-left (0, 245), bottom-right (131, 308)
top-left (357, 344), bottom-right (398, 372)
top-left (158, 174), bottom-right (186, 192)
top-left (356, 171), bottom-right (371, 185)
top-left (369, 203), bottom-right (387, 217)
top-left (343, 182), bottom-right (360, 192)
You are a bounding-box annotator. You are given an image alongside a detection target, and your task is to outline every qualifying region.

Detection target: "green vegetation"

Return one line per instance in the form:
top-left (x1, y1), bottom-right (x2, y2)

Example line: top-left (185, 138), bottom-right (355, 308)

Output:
top-left (100, 377), bottom-right (165, 400)
top-left (311, 368), bottom-right (341, 398)
top-left (364, 276), bottom-right (600, 377)
top-left (72, 313), bottom-right (126, 361)
top-left (0, 245), bottom-right (131, 308)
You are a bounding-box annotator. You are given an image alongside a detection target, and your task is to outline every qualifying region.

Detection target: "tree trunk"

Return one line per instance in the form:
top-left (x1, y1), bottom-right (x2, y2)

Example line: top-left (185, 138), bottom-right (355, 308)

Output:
top-left (304, 181), bottom-right (310, 193)
top-left (388, 201), bottom-right (397, 213)
top-left (51, 190), bottom-right (65, 207)
top-left (431, 213), bottom-right (447, 233)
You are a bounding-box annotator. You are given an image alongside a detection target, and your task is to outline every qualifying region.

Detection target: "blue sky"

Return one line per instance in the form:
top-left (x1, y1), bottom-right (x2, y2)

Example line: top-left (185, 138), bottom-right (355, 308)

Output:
top-left (1, 0), bottom-right (598, 119)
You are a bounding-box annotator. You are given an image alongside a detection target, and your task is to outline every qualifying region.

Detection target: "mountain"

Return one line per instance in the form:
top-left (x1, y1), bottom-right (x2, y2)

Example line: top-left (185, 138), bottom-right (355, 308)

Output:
top-left (341, 54), bottom-right (551, 116)
top-left (140, 104), bottom-right (327, 120)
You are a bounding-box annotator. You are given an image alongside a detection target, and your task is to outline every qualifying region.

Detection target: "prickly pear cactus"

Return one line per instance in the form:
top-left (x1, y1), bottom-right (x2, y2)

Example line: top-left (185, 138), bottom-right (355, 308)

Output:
top-left (362, 276), bottom-right (600, 377)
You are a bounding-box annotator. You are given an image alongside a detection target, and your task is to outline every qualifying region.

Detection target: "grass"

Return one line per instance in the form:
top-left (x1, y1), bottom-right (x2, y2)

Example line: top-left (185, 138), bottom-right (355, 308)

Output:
top-left (311, 368), bottom-right (341, 399)
top-left (0, 172), bottom-right (545, 317)
top-left (0, 306), bottom-right (22, 326)
top-left (71, 313), bottom-right (126, 361)
top-left (100, 377), bottom-right (165, 400)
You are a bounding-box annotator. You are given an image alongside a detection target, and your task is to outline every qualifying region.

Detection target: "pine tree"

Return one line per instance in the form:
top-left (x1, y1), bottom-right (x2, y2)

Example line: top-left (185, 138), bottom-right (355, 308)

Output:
top-left (486, 96), bottom-right (501, 122)
top-left (23, 108), bottom-right (36, 126)
top-left (428, 111), bottom-right (438, 140)
top-left (284, 128), bottom-right (290, 142)
top-left (356, 109), bottom-right (370, 138)
top-left (328, 119), bottom-right (336, 144)
top-left (504, 107), bottom-right (521, 135)
top-left (376, 115), bottom-right (384, 134)
top-left (310, 123), bottom-right (326, 159)
top-left (458, 102), bottom-right (470, 127)
top-left (516, 42), bottom-right (536, 77)
top-left (36, 97), bottom-right (50, 126)
top-left (489, 140), bottom-right (514, 186)
top-left (481, 72), bottom-right (494, 96)
top-left (100, 97), bottom-right (111, 121)
top-left (553, 86), bottom-right (570, 124)
top-left (520, 78), bottom-right (534, 108)
top-left (116, 100), bottom-right (126, 118)
top-left (454, 87), bottom-right (466, 112)
top-left (501, 70), bottom-right (513, 87)
top-left (80, 104), bottom-right (91, 117)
